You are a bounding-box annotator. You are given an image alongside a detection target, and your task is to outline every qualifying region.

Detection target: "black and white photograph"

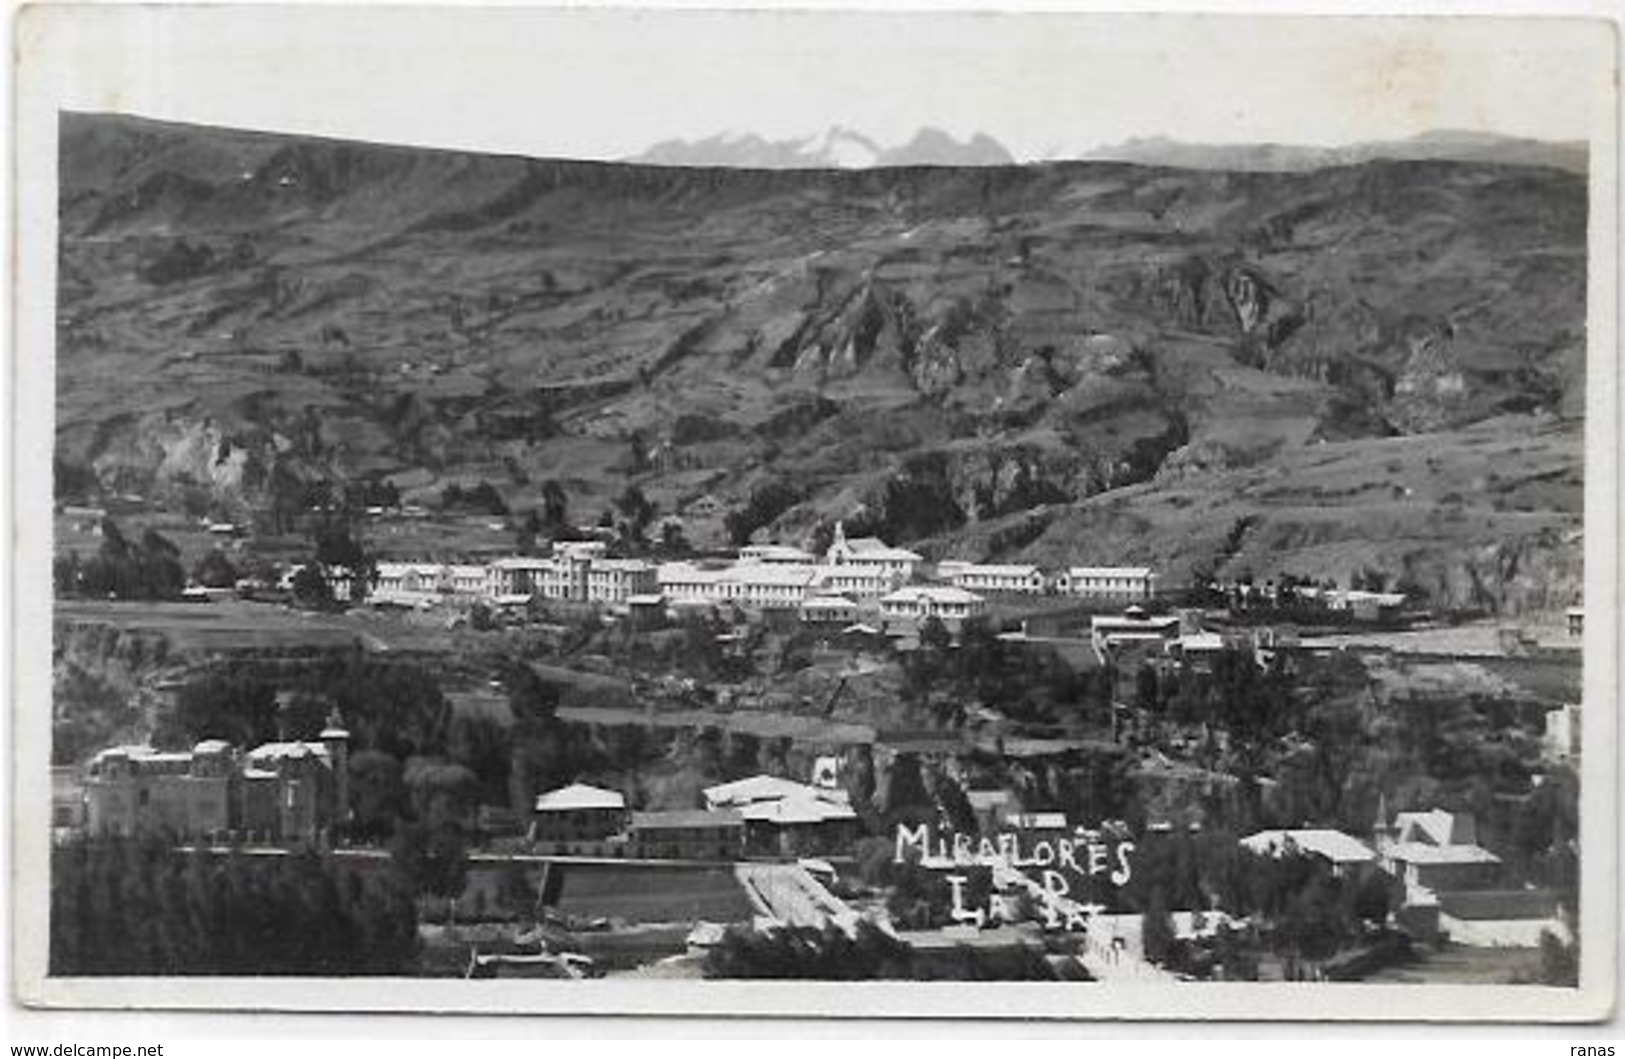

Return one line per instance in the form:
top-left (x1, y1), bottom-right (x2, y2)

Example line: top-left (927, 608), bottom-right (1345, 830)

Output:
top-left (9, 2), bottom-right (1619, 1022)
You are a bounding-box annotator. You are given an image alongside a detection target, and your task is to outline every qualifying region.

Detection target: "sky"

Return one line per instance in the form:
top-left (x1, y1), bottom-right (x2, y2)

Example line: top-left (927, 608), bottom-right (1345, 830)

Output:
top-left (16, 5), bottom-right (1618, 162)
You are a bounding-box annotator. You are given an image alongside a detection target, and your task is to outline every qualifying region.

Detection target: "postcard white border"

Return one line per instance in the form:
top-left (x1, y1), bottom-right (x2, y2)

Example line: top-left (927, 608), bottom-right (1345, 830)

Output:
top-left (8, 0), bottom-right (1622, 1025)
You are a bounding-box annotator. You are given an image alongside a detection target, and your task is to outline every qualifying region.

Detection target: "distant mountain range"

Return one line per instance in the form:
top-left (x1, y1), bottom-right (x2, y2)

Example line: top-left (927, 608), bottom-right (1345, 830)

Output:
top-left (629, 126), bottom-right (1586, 175)
top-left (1077, 129), bottom-right (1588, 175)
top-left (627, 125), bottom-right (1016, 169)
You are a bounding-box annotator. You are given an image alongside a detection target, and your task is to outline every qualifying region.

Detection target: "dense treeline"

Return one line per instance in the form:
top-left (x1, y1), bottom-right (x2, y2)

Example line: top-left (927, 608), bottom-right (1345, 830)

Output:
top-left (53, 520), bottom-right (186, 601)
top-left (50, 838), bottom-right (417, 975)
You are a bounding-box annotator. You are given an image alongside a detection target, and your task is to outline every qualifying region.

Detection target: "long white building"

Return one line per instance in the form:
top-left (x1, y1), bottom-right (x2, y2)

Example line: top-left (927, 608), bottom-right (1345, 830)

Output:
top-left (1055, 566), bottom-right (1157, 602)
top-left (937, 561), bottom-right (1047, 595)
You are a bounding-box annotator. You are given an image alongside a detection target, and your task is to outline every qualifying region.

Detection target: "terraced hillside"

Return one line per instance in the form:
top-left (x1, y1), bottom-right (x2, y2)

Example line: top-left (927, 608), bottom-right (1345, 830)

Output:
top-left (55, 113), bottom-right (1587, 611)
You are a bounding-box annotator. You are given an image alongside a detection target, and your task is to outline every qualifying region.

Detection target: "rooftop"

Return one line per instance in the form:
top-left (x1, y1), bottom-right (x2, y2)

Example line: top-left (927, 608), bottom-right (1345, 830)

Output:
top-left (943, 562), bottom-right (1042, 578)
top-left (704, 774), bottom-right (849, 809)
top-left (535, 782), bottom-right (627, 813)
top-left (1384, 841), bottom-right (1500, 866)
top-left (1393, 808), bottom-right (1480, 847)
top-left (839, 537), bottom-right (924, 562)
top-left (1067, 566), bottom-right (1155, 579)
top-left (1241, 828), bottom-right (1376, 865)
top-left (881, 586), bottom-right (985, 606)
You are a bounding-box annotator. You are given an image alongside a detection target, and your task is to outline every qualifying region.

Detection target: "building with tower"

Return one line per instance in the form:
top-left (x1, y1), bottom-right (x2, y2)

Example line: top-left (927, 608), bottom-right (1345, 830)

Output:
top-left (81, 707), bottom-right (351, 845)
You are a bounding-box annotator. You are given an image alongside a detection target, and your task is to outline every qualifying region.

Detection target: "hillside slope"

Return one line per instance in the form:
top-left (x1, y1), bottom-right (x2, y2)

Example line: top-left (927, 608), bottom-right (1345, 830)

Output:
top-left (54, 113), bottom-right (1588, 610)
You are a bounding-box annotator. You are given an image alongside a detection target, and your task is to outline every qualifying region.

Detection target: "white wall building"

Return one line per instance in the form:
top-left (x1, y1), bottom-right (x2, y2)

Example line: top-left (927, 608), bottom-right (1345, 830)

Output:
top-left (938, 561), bottom-right (1047, 595)
top-left (826, 522), bottom-right (922, 586)
top-left (1056, 566), bottom-right (1157, 602)
top-left (588, 558), bottom-right (659, 604)
top-left (799, 595), bottom-right (860, 625)
top-left (879, 585), bottom-right (987, 625)
top-left (658, 562), bottom-right (729, 604)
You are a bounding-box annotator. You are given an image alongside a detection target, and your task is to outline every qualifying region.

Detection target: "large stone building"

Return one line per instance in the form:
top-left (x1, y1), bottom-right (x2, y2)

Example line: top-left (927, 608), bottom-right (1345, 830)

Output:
top-left (82, 714), bottom-right (350, 844)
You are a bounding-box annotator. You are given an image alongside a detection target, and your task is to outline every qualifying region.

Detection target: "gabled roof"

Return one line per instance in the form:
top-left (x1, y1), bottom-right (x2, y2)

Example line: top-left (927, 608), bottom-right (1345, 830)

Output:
top-left (1241, 828), bottom-right (1376, 865)
top-left (534, 782), bottom-right (626, 813)
top-left (1394, 809), bottom-right (1478, 847)
top-left (704, 774), bottom-right (849, 809)
top-left (1385, 841), bottom-right (1500, 866)
top-left (720, 563), bottom-right (821, 587)
top-left (840, 538), bottom-right (924, 562)
top-left (881, 586), bottom-right (985, 606)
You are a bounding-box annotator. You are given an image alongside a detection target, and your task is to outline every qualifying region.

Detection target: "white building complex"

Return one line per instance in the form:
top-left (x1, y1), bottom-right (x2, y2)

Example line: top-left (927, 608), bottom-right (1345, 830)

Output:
top-left (373, 562), bottom-right (488, 607)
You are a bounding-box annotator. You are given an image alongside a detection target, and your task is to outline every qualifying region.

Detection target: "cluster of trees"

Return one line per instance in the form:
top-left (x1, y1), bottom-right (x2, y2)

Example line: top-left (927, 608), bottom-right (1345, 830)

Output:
top-left (1125, 827), bottom-right (1397, 973)
top-left (901, 617), bottom-right (1101, 731)
top-left (290, 522), bottom-right (378, 610)
top-left (53, 520), bottom-right (186, 601)
top-left (703, 921), bottom-right (913, 980)
top-left (723, 479), bottom-right (802, 547)
top-left (51, 839), bottom-right (418, 975)
top-left (440, 480), bottom-right (509, 516)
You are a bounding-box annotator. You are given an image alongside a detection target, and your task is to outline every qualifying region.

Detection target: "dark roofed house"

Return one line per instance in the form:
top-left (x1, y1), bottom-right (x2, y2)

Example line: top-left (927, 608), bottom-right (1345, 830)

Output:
top-left (628, 808), bottom-right (745, 861)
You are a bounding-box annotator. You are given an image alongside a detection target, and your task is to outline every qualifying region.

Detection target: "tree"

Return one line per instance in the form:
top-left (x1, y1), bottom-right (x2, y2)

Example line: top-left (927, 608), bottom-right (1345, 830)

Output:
top-left (1141, 886), bottom-right (1176, 965)
top-left (516, 508), bottom-right (542, 555)
top-left (310, 523), bottom-right (377, 602)
top-left (348, 750), bottom-right (407, 841)
top-left (192, 548), bottom-right (239, 589)
top-left (50, 836), bottom-right (418, 975)
top-left (390, 819), bottom-right (469, 904)
top-left (156, 669), bottom-right (278, 749)
top-left (1352, 869), bottom-right (1395, 927)
top-left (540, 479), bottom-right (570, 533)
top-left (658, 520), bottom-right (689, 557)
top-left (614, 484), bottom-right (656, 546)
top-left (290, 564), bottom-right (334, 610)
